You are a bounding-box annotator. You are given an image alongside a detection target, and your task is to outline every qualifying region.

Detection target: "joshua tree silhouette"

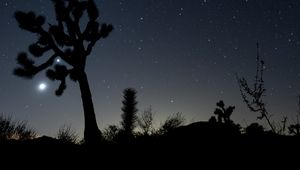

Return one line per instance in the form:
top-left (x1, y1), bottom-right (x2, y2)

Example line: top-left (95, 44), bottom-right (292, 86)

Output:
top-left (13, 0), bottom-right (113, 144)
top-left (213, 100), bottom-right (235, 124)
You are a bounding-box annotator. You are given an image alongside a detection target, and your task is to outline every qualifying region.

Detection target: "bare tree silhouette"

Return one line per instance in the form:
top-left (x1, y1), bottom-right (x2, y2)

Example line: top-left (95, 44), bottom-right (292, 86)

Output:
top-left (13, 0), bottom-right (113, 144)
top-left (237, 43), bottom-right (275, 133)
top-left (138, 106), bottom-right (155, 136)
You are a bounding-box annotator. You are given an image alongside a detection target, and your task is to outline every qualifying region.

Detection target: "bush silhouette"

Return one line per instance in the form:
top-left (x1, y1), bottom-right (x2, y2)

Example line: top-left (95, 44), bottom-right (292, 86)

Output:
top-left (245, 123), bottom-right (265, 136)
top-left (102, 125), bottom-right (120, 142)
top-left (0, 115), bottom-right (36, 141)
top-left (56, 124), bottom-right (78, 144)
top-left (13, 0), bottom-right (113, 144)
top-left (158, 112), bottom-right (185, 134)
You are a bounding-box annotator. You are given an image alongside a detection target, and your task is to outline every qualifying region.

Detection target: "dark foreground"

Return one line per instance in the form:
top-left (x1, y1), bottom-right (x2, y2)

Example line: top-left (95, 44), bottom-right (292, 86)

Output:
top-left (1, 122), bottom-right (299, 167)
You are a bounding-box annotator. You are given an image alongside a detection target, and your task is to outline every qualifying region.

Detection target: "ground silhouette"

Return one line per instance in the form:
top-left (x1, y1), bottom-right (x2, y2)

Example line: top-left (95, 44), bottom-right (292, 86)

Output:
top-left (0, 109), bottom-right (299, 167)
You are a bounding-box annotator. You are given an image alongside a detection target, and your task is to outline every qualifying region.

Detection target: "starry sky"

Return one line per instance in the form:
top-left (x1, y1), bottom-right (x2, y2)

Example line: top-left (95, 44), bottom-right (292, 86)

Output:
top-left (0, 0), bottom-right (300, 137)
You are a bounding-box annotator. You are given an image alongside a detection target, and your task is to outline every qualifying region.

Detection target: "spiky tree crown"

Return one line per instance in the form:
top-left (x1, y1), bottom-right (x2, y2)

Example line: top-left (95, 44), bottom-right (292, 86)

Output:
top-left (14, 0), bottom-right (113, 96)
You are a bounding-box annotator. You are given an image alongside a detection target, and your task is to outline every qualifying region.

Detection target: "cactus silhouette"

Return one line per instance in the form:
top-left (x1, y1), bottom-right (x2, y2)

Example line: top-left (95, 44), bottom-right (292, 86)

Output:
top-left (13, 0), bottom-right (113, 144)
top-left (214, 100), bottom-right (235, 124)
top-left (120, 88), bottom-right (138, 140)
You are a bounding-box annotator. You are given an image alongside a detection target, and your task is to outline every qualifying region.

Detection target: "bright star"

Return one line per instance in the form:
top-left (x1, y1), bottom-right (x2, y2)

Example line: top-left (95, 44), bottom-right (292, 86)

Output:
top-left (38, 83), bottom-right (47, 91)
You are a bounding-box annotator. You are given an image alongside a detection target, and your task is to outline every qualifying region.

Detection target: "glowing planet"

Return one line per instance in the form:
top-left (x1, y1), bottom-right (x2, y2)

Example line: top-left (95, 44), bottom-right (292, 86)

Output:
top-left (38, 83), bottom-right (47, 91)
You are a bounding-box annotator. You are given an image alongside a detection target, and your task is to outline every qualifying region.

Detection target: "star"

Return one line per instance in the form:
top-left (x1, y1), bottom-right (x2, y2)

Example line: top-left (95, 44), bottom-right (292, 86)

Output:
top-left (38, 83), bottom-right (47, 91)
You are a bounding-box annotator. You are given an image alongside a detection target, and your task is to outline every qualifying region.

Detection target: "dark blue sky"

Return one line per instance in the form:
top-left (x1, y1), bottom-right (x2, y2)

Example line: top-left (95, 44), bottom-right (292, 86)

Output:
top-left (0, 0), bottom-right (300, 137)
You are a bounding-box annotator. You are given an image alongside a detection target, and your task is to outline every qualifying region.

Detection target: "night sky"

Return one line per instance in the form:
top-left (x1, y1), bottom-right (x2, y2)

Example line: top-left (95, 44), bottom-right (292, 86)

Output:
top-left (0, 0), bottom-right (300, 137)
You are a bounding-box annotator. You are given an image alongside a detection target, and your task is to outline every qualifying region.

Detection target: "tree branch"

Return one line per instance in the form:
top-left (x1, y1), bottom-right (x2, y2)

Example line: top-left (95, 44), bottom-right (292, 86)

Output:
top-left (15, 53), bottom-right (58, 78)
top-left (33, 53), bottom-right (57, 73)
top-left (37, 27), bottom-right (73, 65)
top-left (86, 39), bottom-right (98, 56)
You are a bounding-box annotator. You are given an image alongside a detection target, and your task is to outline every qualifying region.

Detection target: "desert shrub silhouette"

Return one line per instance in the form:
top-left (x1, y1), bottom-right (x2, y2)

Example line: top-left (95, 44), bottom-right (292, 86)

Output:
top-left (245, 123), bottom-right (265, 136)
top-left (56, 124), bottom-right (78, 144)
top-left (158, 112), bottom-right (185, 135)
top-left (0, 115), bottom-right (36, 141)
top-left (102, 125), bottom-right (120, 143)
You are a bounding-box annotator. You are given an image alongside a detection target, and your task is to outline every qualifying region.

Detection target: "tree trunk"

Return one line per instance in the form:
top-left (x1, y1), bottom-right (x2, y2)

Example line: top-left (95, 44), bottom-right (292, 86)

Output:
top-left (78, 71), bottom-right (102, 144)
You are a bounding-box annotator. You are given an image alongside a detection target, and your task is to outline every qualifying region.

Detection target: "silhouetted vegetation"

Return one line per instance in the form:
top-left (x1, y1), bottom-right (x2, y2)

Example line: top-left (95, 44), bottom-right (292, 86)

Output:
top-left (102, 125), bottom-right (120, 142)
top-left (276, 116), bottom-right (288, 135)
top-left (288, 95), bottom-right (300, 136)
top-left (245, 123), bottom-right (265, 136)
top-left (0, 115), bottom-right (36, 141)
top-left (158, 112), bottom-right (185, 134)
top-left (137, 106), bottom-right (155, 136)
top-left (212, 100), bottom-right (235, 124)
top-left (1, 93), bottom-right (299, 162)
top-left (288, 122), bottom-right (300, 136)
top-left (237, 43), bottom-right (276, 133)
top-left (56, 124), bottom-right (78, 144)
top-left (13, 0), bottom-right (113, 144)
top-left (119, 88), bottom-right (138, 141)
